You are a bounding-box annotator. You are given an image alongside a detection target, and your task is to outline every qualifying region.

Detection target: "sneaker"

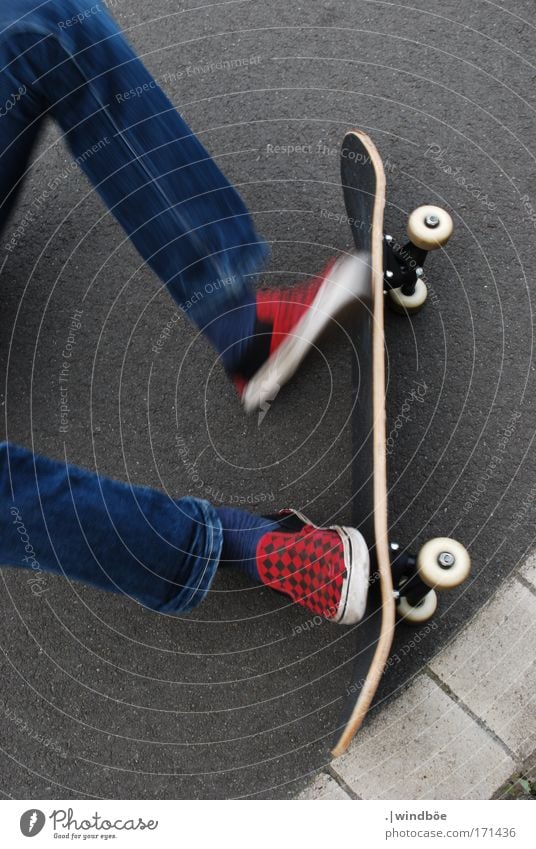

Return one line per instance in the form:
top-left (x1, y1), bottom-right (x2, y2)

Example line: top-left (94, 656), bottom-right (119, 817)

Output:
top-left (256, 509), bottom-right (370, 625)
top-left (232, 252), bottom-right (370, 412)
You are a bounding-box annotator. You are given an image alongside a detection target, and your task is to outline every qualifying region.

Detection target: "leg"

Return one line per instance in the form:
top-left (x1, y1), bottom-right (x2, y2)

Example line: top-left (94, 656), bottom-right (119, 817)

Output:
top-left (0, 0), bottom-right (268, 325)
top-left (0, 1), bottom-right (370, 410)
top-left (0, 442), bottom-right (222, 613)
top-left (0, 443), bottom-right (370, 623)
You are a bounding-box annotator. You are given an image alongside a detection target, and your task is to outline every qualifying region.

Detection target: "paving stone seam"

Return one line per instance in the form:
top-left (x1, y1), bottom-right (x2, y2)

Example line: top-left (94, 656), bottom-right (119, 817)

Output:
top-left (424, 667), bottom-right (518, 762)
top-left (516, 572), bottom-right (536, 597)
top-left (325, 765), bottom-right (360, 799)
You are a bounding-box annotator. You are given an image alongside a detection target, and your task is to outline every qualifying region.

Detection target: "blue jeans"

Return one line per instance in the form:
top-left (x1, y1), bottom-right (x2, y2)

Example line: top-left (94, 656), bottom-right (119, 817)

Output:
top-left (0, 442), bottom-right (222, 612)
top-left (0, 0), bottom-right (269, 325)
top-left (0, 0), bottom-right (269, 612)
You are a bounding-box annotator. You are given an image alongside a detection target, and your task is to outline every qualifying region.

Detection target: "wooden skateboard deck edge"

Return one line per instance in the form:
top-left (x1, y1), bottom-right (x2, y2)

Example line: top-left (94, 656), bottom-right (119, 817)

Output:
top-left (331, 130), bottom-right (396, 759)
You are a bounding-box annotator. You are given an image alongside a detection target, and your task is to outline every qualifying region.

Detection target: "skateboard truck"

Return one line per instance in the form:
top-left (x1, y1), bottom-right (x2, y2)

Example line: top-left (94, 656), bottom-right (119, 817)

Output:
top-left (389, 537), bottom-right (470, 623)
top-left (383, 205), bottom-right (454, 314)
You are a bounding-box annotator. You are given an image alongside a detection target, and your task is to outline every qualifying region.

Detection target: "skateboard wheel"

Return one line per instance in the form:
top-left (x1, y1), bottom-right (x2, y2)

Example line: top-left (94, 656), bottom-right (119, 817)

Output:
top-left (407, 205), bottom-right (453, 250)
top-left (388, 278), bottom-right (428, 315)
top-left (398, 588), bottom-right (437, 623)
top-left (417, 537), bottom-right (471, 590)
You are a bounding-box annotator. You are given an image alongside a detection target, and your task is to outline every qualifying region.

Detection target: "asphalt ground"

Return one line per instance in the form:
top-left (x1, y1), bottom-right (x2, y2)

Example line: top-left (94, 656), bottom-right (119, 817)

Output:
top-left (0, 0), bottom-right (535, 799)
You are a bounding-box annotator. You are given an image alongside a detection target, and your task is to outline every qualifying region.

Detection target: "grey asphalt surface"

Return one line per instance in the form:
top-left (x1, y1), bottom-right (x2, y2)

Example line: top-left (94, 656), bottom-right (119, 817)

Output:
top-left (1, 0), bottom-right (535, 799)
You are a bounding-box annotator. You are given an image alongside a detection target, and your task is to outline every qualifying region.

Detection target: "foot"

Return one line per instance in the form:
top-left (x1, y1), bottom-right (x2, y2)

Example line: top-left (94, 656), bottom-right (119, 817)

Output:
top-left (231, 252), bottom-right (370, 413)
top-left (256, 509), bottom-right (370, 625)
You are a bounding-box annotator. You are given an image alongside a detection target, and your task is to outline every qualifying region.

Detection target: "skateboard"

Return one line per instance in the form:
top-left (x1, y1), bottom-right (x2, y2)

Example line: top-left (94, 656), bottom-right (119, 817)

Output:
top-left (331, 130), bottom-right (471, 758)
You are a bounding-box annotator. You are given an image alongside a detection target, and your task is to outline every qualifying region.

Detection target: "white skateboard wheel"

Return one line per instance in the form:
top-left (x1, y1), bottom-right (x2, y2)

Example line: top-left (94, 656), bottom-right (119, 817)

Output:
top-left (417, 537), bottom-right (471, 590)
top-left (407, 205), bottom-right (453, 250)
top-left (388, 278), bottom-right (428, 314)
top-left (398, 588), bottom-right (437, 623)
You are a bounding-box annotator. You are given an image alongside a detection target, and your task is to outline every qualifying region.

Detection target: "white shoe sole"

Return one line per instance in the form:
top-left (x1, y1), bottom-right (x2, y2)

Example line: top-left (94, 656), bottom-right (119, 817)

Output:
top-left (242, 251), bottom-right (371, 413)
top-left (334, 525), bottom-right (370, 625)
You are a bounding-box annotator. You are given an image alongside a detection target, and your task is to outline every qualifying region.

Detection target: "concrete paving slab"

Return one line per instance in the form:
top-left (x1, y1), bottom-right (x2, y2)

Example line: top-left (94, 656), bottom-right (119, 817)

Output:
top-left (332, 676), bottom-right (514, 800)
top-left (430, 579), bottom-right (536, 759)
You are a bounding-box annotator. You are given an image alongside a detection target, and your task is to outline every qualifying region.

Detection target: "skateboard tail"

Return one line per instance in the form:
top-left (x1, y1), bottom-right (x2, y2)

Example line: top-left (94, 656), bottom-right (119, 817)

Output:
top-left (331, 602), bottom-right (396, 758)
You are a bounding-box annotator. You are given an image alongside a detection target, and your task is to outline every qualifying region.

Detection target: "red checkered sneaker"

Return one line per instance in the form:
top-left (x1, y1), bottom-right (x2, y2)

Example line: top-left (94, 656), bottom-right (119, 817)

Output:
top-left (256, 510), bottom-right (370, 625)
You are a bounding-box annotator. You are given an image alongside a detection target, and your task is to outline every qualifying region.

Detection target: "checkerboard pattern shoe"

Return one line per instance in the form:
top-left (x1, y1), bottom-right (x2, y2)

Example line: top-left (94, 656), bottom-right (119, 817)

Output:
top-left (256, 510), bottom-right (370, 625)
top-left (232, 252), bottom-right (370, 412)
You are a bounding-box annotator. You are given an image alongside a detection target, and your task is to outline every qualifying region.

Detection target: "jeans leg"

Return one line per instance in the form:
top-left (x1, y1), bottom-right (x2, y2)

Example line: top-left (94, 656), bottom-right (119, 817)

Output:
top-left (0, 1), bottom-right (269, 324)
top-left (0, 442), bottom-right (223, 614)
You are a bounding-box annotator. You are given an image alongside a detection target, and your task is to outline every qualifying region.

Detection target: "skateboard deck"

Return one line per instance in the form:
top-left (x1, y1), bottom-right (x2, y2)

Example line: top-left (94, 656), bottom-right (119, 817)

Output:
top-left (331, 130), bottom-right (395, 758)
top-left (331, 131), bottom-right (469, 758)
top-left (237, 129), bottom-right (467, 758)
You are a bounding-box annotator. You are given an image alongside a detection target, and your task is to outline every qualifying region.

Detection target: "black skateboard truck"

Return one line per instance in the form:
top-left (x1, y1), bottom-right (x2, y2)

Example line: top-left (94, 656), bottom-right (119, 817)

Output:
top-left (382, 205), bottom-right (454, 314)
top-left (389, 538), bottom-right (470, 623)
